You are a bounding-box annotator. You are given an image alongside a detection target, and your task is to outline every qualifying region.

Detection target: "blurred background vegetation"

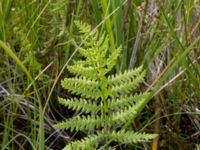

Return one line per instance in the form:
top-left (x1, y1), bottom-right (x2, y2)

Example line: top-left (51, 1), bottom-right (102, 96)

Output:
top-left (0, 0), bottom-right (199, 149)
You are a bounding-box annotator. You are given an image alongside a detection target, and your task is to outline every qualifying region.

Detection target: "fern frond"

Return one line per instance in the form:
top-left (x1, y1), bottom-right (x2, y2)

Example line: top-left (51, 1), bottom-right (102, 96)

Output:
top-left (74, 21), bottom-right (100, 49)
top-left (58, 97), bottom-right (101, 113)
top-left (111, 105), bottom-right (137, 125)
top-left (81, 32), bottom-right (98, 47)
top-left (97, 34), bottom-right (108, 59)
top-left (73, 59), bottom-right (98, 68)
top-left (107, 93), bottom-right (150, 110)
top-left (82, 30), bottom-right (108, 49)
top-left (110, 70), bottom-right (146, 96)
top-left (110, 97), bottom-right (148, 125)
top-left (77, 35), bottom-right (109, 69)
top-left (53, 115), bottom-right (101, 131)
top-left (108, 66), bottom-right (143, 86)
top-left (55, 21), bottom-right (154, 149)
top-left (78, 46), bottom-right (98, 60)
top-left (61, 77), bottom-right (101, 99)
top-left (64, 133), bottom-right (104, 150)
top-left (74, 20), bottom-right (91, 35)
top-left (67, 64), bottom-right (99, 80)
top-left (109, 130), bottom-right (157, 144)
top-left (103, 46), bottom-right (121, 73)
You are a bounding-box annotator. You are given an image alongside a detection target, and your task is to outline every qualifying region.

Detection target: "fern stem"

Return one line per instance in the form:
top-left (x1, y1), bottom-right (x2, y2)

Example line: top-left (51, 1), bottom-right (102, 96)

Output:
top-left (99, 67), bottom-right (110, 148)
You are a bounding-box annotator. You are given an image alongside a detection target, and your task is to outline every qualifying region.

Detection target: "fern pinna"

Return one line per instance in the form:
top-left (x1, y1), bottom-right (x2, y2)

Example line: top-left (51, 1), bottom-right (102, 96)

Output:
top-left (54, 21), bottom-right (156, 150)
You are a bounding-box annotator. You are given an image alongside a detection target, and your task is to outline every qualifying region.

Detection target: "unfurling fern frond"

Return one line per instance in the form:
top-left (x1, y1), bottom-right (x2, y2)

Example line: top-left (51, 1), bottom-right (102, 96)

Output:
top-left (54, 21), bottom-right (156, 149)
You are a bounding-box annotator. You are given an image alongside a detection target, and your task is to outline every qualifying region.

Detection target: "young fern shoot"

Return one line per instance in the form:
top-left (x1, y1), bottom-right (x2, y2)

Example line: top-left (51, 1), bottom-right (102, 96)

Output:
top-left (54, 21), bottom-right (157, 150)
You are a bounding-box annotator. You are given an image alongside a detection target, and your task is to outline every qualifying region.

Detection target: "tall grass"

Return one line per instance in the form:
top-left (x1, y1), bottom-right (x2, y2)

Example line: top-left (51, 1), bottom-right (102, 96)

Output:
top-left (0, 0), bottom-right (199, 149)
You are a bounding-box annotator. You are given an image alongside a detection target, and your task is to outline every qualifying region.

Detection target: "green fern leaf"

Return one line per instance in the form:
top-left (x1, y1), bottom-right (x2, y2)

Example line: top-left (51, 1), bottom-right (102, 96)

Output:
top-left (109, 130), bottom-right (157, 144)
top-left (78, 46), bottom-right (98, 60)
top-left (67, 64), bottom-right (99, 80)
top-left (54, 115), bottom-right (101, 131)
top-left (108, 66), bottom-right (143, 86)
top-left (61, 77), bottom-right (101, 99)
top-left (111, 106), bottom-right (137, 125)
top-left (58, 97), bottom-right (100, 113)
top-left (110, 70), bottom-right (146, 96)
top-left (107, 93), bottom-right (150, 110)
top-left (103, 46), bottom-right (121, 73)
top-left (97, 34), bottom-right (108, 58)
top-left (74, 21), bottom-right (91, 35)
top-left (55, 21), bottom-right (156, 149)
top-left (64, 133), bottom-right (104, 150)
top-left (80, 31), bottom-right (98, 47)
top-left (110, 96), bottom-right (149, 125)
